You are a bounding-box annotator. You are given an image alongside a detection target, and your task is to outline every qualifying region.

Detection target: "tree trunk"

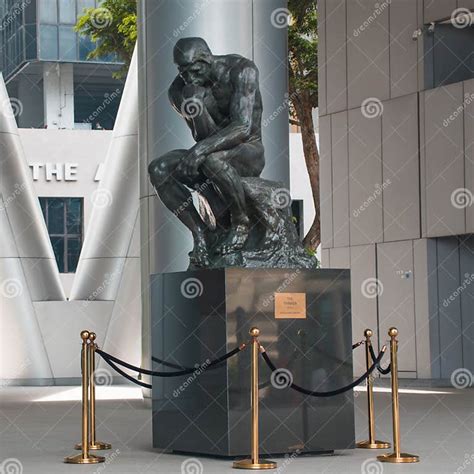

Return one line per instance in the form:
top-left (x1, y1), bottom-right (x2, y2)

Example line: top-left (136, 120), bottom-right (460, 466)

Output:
top-left (293, 92), bottom-right (320, 252)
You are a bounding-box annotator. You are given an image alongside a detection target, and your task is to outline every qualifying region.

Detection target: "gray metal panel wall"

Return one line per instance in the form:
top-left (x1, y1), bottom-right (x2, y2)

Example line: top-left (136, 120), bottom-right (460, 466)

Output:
top-left (346, 0), bottom-right (390, 109)
top-left (350, 244), bottom-right (378, 375)
top-left (436, 238), bottom-right (464, 378)
top-left (423, 83), bottom-right (465, 237)
top-left (318, 0), bottom-right (327, 117)
top-left (331, 111), bottom-right (349, 247)
top-left (389, 0), bottom-right (419, 98)
top-left (319, 115), bottom-right (333, 248)
top-left (382, 94), bottom-right (420, 242)
top-left (348, 108), bottom-right (383, 246)
top-left (465, 79), bottom-right (474, 232)
top-left (424, 0), bottom-right (457, 22)
top-left (377, 240), bottom-right (417, 372)
top-left (329, 246), bottom-right (350, 268)
top-left (460, 236), bottom-right (474, 374)
top-left (325, 0), bottom-right (347, 114)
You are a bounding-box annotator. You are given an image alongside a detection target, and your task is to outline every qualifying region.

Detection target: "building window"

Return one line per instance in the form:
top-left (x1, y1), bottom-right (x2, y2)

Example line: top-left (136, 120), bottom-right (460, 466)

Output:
top-left (39, 197), bottom-right (83, 273)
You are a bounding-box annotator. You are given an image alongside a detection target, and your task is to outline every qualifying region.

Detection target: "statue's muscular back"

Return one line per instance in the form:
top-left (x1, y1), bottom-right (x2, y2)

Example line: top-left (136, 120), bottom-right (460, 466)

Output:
top-left (169, 54), bottom-right (263, 143)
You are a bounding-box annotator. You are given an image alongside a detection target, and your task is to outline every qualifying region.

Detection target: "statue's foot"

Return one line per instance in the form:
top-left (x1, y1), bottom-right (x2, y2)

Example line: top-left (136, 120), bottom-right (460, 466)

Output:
top-left (216, 223), bottom-right (249, 255)
top-left (189, 232), bottom-right (211, 267)
top-left (262, 228), bottom-right (280, 249)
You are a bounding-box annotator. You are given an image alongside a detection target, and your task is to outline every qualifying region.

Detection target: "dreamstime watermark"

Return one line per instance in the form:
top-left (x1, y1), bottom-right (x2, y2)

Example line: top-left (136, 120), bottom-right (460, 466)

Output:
top-left (361, 458), bottom-right (383, 474)
top-left (271, 188), bottom-right (292, 209)
top-left (91, 189), bottom-right (113, 208)
top-left (271, 368), bottom-right (294, 389)
top-left (0, 278), bottom-right (23, 298)
top-left (90, 7), bottom-right (113, 29)
top-left (450, 368), bottom-right (473, 389)
top-left (270, 8), bottom-right (292, 28)
top-left (83, 269), bottom-right (121, 307)
top-left (93, 449), bottom-right (121, 474)
top-left (454, 453), bottom-right (474, 474)
top-left (0, 0), bottom-right (31, 32)
top-left (276, 450), bottom-right (301, 473)
top-left (353, 1), bottom-right (391, 37)
top-left (361, 97), bottom-right (383, 118)
top-left (361, 278), bottom-right (383, 299)
top-left (0, 458), bottom-right (23, 474)
top-left (94, 368), bottom-right (114, 387)
top-left (0, 183), bottom-right (27, 212)
top-left (443, 273), bottom-right (474, 307)
top-left (451, 8), bottom-right (473, 29)
top-left (262, 91), bottom-right (298, 128)
top-left (262, 270), bottom-right (301, 308)
top-left (181, 458), bottom-right (204, 474)
top-left (181, 98), bottom-right (204, 119)
top-left (86, 88), bottom-right (121, 124)
top-left (444, 92), bottom-right (474, 127)
top-left (180, 277), bottom-right (204, 299)
top-left (172, 0), bottom-right (211, 37)
top-left (353, 180), bottom-right (391, 218)
top-left (451, 188), bottom-right (474, 209)
top-left (1, 98), bottom-right (23, 119)
top-left (173, 359), bottom-right (211, 398)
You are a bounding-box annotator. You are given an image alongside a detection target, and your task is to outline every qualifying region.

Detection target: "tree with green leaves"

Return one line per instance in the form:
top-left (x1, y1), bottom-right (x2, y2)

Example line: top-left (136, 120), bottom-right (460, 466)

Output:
top-left (77, 0), bottom-right (320, 251)
top-left (75, 0), bottom-right (136, 78)
top-left (288, 0), bottom-right (319, 252)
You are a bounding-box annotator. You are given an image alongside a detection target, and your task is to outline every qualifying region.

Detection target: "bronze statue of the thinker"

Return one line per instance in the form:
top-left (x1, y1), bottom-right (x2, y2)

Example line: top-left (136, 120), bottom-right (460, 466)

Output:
top-left (149, 37), bottom-right (315, 269)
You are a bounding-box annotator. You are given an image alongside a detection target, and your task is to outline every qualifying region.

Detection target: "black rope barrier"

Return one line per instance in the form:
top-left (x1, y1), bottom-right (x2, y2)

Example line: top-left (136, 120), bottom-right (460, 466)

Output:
top-left (100, 353), bottom-right (152, 389)
top-left (352, 340), bottom-right (364, 350)
top-left (96, 344), bottom-right (246, 378)
top-left (260, 346), bottom-right (387, 398)
top-left (368, 344), bottom-right (391, 375)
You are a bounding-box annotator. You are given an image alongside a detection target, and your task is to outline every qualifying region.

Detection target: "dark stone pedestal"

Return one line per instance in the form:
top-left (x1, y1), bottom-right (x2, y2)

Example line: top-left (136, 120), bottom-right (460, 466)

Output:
top-left (150, 268), bottom-right (354, 457)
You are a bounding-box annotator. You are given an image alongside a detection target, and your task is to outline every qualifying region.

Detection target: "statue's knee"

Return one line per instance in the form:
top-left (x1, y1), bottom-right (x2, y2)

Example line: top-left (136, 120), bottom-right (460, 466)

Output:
top-left (148, 157), bottom-right (169, 186)
top-left (203, 154), bottom-right (226, 175)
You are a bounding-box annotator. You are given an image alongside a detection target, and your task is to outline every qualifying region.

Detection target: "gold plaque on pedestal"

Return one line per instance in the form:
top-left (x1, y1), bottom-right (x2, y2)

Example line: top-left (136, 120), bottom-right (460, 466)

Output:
top-left (274, 293), bottom-right (306, 319)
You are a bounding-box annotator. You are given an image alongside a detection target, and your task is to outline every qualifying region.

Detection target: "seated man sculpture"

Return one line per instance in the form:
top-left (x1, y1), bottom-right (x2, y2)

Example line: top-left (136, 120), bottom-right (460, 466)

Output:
top-left (149, 37), bottom-right (315, 269)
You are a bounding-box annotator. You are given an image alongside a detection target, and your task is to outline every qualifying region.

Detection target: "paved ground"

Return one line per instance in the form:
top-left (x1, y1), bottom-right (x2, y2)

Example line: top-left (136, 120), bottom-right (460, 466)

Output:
top-left (0, 384), bottom-right (472, 473)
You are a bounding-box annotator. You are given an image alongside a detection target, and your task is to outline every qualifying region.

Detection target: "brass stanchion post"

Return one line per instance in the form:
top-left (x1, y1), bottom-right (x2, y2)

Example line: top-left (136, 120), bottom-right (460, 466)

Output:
top-left (233, 328), bottom-right (277, 470)
top-left (65, 331), bottom-right (105, 464)
top-left (377, 328), bottom-right (419, 464)
top-left (357, 329), bottom-right (390, 449)
top-left (75, 332), bottom-right (111, 451)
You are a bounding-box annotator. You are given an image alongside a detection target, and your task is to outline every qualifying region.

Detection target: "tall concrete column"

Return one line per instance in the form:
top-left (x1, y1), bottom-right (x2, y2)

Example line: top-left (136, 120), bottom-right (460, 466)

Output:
top-left (138, 0), bottom-right (289, 377)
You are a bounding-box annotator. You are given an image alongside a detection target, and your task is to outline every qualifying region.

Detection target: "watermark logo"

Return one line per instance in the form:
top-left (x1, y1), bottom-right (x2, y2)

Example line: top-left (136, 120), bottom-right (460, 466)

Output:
top-left (451, 8), bottom-right (473, 29)
top-left (1, 98), bottom-right (23, 119)
top-left (86, 88), bottom-right (121, 124)
top-left (93, 449), bottom-right (120, 474)
top-left (262, 92), bottom-right (298, 128)
top-left (276, 450), bottom-right (301, 473)
top-left (361, 458), bottom-right (383, 474)
top-left (443, 92), bottom-right (474, 127)
top-left (271, 8), bottom-right (292, 28)
top-left (262, 270), bottom-right (301, 308)
top-left (0, 278), bottom-right (23, 298)
top-left (353, 180), bottom-right (391, 218)
top-left (91, 189), bottom-right (113, 208)
top-left (181, 458), bottom-right (203, 474)
top-left (180, 278), bottom-right (204, 299)
top-left (451, 188), bottom-right (473, 209)
top-left (361, 98), bottom-right (383, 119)
top-left (90, 7), bottom-right (113, 29)
top-left (173, 0), bottom-right (210, 37)
top-left (0, 183), bottom-right (27, 212)
top-left (173, 359), bottom-right (210, 398)
top-left (361, 278), bottom-right (383, 299)
top-left (0, 0), bottom-right (31, 32)
top-left (454, 453), bottom-right (474, 474)
top-left (181, 98), bottom-right (204, 119)
top-left (94, 368), bottom-right (113, 387)
top-left (271, 368), bottom-right (293, 389)
top-left (353, 1), bottom-right (391, 37)
top-left (451, 368), bottom-right (473, 389)
top-left (271, 188), bottom-right (292, 209)
top-left (0, 458), bottom-right (23, 474)
top-left (443, 273), bottom-right (474, 307)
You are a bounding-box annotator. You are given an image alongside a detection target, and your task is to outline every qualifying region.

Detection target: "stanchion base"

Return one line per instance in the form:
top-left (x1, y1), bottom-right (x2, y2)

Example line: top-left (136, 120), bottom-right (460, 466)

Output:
top-left (377, 452), bottom-right (419, 463)
top-left (356, 440), bottom-right (391, 449)
top-left (64, 453), bottom-right (105, 464)
top-left (75, 441), bottom-right (112, 451)
top-left (233, 459), bottom-right (277, 470)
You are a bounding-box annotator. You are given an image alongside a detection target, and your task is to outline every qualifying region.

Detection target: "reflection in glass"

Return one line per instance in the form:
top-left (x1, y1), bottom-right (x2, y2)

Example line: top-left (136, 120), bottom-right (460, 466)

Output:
top-left (39, 24), bottom-right (58, 60)
top-left (39, 0), bottom-right (58, 23)
top-left (59, 25), bottom-right (76, 60)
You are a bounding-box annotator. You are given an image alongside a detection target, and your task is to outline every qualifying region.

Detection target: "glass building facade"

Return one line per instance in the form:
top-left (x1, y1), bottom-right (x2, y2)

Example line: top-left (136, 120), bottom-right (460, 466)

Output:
top-left (0, 0), bottom-right (119, 80)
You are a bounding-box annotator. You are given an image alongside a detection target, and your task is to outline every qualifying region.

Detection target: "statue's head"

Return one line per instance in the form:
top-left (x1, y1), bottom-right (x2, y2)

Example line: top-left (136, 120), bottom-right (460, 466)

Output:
top-left (173, 37), bottom-right (213, 86)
